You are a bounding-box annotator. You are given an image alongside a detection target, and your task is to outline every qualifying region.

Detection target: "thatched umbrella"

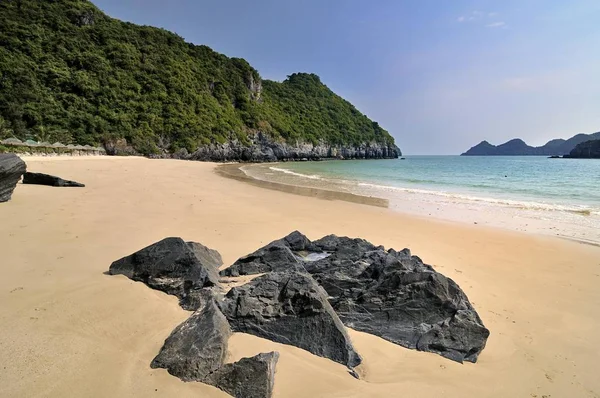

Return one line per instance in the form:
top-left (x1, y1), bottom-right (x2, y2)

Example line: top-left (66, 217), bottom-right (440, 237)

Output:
top-left (1, 138), bottom-right (23, 146)
top-left (24, 139), bottom-right (39, 147)
top-left (52, 142), bottom-right (67, 149)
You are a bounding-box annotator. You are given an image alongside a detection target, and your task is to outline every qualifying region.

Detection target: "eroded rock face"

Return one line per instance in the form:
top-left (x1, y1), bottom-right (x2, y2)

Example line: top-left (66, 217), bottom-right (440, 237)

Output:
top-left (0, 153), bottom-right (26, 202)
top-left (220, 231), bottom-right (314, 277)
top-left (220, 232), bottom-right (490, 363)
top-left (22, 172), bottom-right (85, 187)
top-left (109, 237), bottom-right (222, 310)
top-left (220, 271), bottom-right (362, 368)
top-left (151, 299), bottom-right (231, 381)
top-left (205, 352), bottom-right (279, 398)
top-left (160, 133), bottom-right (401, 162)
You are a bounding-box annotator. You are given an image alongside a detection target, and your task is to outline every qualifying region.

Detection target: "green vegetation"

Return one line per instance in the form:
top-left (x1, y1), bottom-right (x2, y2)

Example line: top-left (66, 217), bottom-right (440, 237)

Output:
top-left (0, 0), bottom-right (396, 155)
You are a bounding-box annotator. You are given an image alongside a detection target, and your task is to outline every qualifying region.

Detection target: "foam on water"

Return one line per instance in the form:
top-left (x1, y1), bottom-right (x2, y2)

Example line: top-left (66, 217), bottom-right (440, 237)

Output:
top-left (268, 166), bottom-right (322, 180)
top-left (242, 157), bottom-right (600, 243)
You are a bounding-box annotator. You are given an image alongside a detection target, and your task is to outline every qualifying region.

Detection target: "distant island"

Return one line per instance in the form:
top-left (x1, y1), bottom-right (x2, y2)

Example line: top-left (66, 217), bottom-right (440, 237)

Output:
top-left (565, 139), bottom-right (600, 159)
top-left (461, 132), bottom-right (600, 156)
top-left (0, 0), bottom-right (400, 161)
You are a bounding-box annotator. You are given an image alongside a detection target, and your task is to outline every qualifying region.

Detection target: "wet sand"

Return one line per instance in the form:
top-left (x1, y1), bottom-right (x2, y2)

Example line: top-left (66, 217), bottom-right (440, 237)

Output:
top-left (0, 156), bottom-right (599, 397)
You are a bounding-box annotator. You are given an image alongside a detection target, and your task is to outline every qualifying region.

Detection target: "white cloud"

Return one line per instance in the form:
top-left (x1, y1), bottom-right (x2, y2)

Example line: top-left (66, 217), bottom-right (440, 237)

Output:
top-left (488, 12), bottom-right (498, 17)
top-left (458, 10), bottom-right (492, 23)
top-left (486, 21), bottom-right (506, 28)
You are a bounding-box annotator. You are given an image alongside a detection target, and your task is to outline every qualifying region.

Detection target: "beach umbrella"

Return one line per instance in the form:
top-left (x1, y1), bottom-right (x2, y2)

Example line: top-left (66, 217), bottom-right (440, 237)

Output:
top-left (1, 138), bottom-right (23, 146)
top-left (52, 142), bottom-right (67, 148)
top-left (24, 139), bottom-right (39, 147)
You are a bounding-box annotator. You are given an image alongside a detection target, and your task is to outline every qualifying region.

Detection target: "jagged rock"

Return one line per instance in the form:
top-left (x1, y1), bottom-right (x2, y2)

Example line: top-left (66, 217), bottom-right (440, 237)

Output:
top-left (220, 232), bottom-right (490, 363)
top-left (205, 352), bottom-right (279, 398)
top-left (151, 299), bottom-right (231, 381)
top-left (22, 172), bottom-right (85, 187)
top-left (109, 237), bottom-right (222, 310)
top-left (220, 231), bottom-right (314, 277)
top-left (220, 271), bottom-right (361, 368)
top-left (0, 153), bottom-right (26, 202)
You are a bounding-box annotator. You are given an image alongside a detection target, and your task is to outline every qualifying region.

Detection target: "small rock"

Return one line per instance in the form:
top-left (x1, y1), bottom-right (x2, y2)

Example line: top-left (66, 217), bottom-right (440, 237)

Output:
top-left (22, 172), bottom-right (84, 187)
top-left (205, 352), bottom-right (279, 398)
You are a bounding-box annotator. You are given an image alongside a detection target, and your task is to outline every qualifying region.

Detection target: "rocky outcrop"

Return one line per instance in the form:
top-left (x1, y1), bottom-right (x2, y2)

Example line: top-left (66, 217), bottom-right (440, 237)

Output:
top-left (462, 131), bottom-right (600, 156)
top-left (204, 352), bottom-right (279, 398)
top-left (220, 271), bottom-right (362, 369)
top-left (108, 233), bottom-right (490, 397)
top-left (22, 172), bottom-right (85, 187)
top-left (109, 237), bottom-right (223, 310)
top-left (158, 133), bottom-right (401, 162)
top-left (151, 299), bottom-right (231, 381)
top-left (220, 231), bottom-right (314, 277)
top-left (566, 139), bottom-right (600, 158)
top-left (220, 232), bottom-right (489, 363)
top-left (0, 153), bottom-right (26, 202)
top-left (152, 297), bottom-right (279, 398)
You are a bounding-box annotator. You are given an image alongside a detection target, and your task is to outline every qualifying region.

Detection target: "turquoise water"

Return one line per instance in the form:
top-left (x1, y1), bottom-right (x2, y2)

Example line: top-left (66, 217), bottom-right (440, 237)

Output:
top-left (273, 156), bottom-right (600, 214)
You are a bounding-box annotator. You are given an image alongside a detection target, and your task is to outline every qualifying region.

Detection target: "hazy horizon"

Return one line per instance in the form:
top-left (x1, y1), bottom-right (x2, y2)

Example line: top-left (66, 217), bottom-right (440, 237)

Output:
top-left (92, 0), bottom-right (600, 155)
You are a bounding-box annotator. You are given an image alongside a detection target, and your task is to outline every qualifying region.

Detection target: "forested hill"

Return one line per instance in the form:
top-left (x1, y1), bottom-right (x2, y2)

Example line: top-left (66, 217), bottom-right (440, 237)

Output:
top-left (0, 0), bottom-right (400, 160)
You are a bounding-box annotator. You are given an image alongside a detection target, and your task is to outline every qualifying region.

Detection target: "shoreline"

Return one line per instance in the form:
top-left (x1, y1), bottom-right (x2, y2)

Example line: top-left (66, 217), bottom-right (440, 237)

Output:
top-left (215, 163), bottom-right (389, 208)
top-left (220, 162), bottom-right (600, 246)
top-left (1, 156), bottom-right (599, 397)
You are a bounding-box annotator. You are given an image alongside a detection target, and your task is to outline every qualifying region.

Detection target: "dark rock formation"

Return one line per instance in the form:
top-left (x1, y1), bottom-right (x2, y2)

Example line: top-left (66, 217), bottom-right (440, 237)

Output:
top-left (462, 131), bottom-right (600, 156)
top-left (220, 232), bottom-right (489, 363)
top-left (565, 139), bottom-right (600, 158)
top-left (220, 231), bottom-right (314, 277)
top-left (151, 299), bottom-right (231, 381)
top-left (205, 352), bottom-right (279, 398)
top-left (109, 237), bottom-right (223, 310)
top-left (220, 271), bottom-right (362, 368)
top-left (152, 298), bottom-right (279, 398)
top-left (22, 172), bottom-right (85, 187)
top-left (0, 153), bottom-right (26, 202)
top-left (155, 133), bottom-right (401, 162)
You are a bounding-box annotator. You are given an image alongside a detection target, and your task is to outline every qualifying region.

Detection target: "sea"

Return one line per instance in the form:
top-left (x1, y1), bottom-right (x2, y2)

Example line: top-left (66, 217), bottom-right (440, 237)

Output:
top-left (241, 156), bottom-right (600, 244)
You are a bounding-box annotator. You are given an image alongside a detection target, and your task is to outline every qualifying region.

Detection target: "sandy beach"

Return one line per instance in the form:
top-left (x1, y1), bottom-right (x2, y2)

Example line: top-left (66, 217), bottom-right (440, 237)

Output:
top-left (1, 156), bottom-right (599, 398)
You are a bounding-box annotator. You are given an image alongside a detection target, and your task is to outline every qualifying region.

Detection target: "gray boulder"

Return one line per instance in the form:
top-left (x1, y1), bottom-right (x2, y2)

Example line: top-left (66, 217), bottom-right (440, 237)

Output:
top-left (220, 232), bottom-right (490, 363)
top-left (151, 299), bottom-right (231, 381)
top-left (151, 299), bottom-right (279, 398)
top-left (22, 172), bottom-right (85, 187)
top-left (0, 153), bottom-right (26, 202)
top-left (220, 271), bottom-right (361, 368)
top-left (109, 237), bottom-right (223, 310)
top-left (205, 352), bottom-right (279, 398)
top-left (220, 231), bottom-right (317, 277)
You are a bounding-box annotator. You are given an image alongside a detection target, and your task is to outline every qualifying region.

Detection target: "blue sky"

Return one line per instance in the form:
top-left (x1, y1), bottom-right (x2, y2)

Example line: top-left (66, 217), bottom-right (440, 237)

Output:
top-left (93, 0), bottom-right (600, 154)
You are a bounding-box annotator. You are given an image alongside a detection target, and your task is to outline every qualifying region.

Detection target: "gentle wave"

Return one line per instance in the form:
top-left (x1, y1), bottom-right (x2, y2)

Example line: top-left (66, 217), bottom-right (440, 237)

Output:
top-left (356, 182), bottom-right (598, 215)
top-left (268, 166), bottom-right (323, 180)
top-left (264, 164), bottom-right (599, 216)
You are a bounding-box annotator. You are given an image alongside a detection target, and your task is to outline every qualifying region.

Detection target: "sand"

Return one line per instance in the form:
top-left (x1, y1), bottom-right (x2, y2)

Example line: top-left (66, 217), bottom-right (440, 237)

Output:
top-left (0, 156), bottom-right (599, 398)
